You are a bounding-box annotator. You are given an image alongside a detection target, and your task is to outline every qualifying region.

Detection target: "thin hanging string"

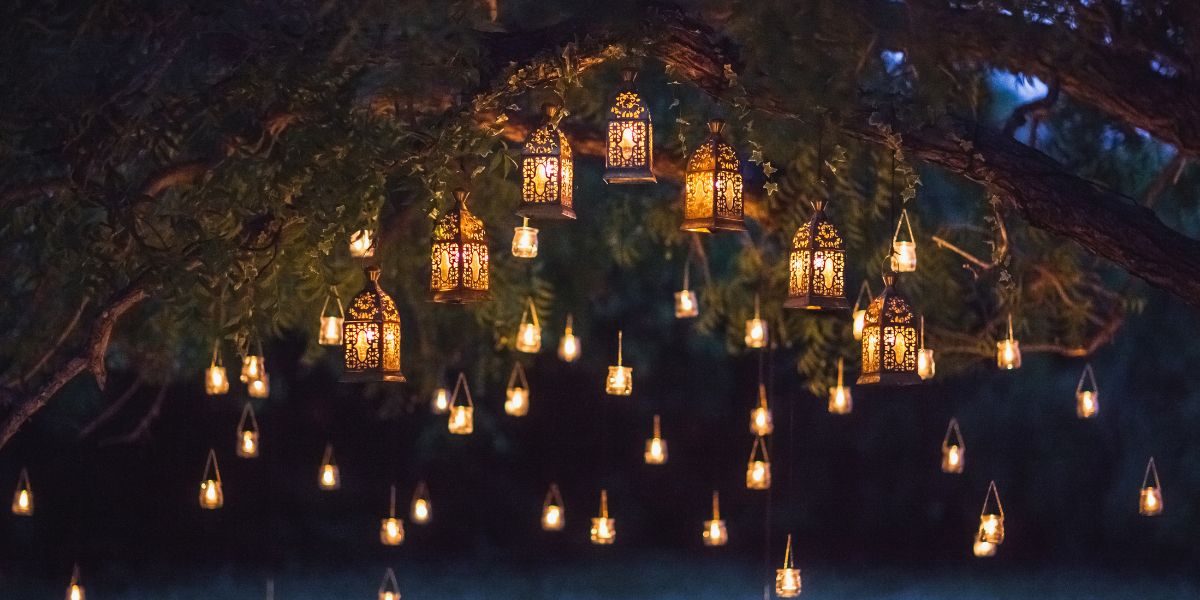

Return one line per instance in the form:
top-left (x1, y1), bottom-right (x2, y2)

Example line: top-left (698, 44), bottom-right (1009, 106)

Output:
top-left (888, 150), bottom-right (898, 262)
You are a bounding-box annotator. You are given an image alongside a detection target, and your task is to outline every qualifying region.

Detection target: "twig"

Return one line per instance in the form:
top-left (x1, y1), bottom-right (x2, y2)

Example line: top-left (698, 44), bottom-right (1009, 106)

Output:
top-left (1141, 153), bottom-right (1188, 209)
top-left (78, 375), bottom-right (143, 439)
top-left (100, 381), bottom-right (168, 447)
top-left (16, 296), bottom-right (91, 386)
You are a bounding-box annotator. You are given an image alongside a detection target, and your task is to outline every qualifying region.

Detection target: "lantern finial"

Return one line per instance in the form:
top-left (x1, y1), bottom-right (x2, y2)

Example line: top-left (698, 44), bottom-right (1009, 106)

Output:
top-left (707, 119), bottom-right (725, 134)
top-left (453, 188), bottom-right (469, 205)
top-left (882, 269), bottom-right (897, 288)
top-left (366, 264), bottom-right (381, 284)
top-left (542, 102), bottom-right (560, 118)
top-left (621, 67), bottom-right (638, 83)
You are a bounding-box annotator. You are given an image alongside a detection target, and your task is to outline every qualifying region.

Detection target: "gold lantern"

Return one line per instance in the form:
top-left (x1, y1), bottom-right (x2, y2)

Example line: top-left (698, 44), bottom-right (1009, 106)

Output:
top-left (644, 414), bottom-right (668, 465)
top-left (349, 229), bottom-right (375, 258)
top-left (917, 316), bottom-right (935, 380)
top-left (702, 490), bottom-right (728, 547)
top-left (378, 567), bottom-right (400, 600)
top-left (319, 443), bottom-right (340, 490)
top-left (520, 104), bottom-right (575, 219)
top-left (674, 257), bottom-right (699, 318)
top-left (850, 281), bottom-right (873, 341)
top-left (996, 314), bottom-right (1021, 370)
top-left (941, 418), bottom-right (965, 474)
top-left (605, 330), bottom-right (633, 396)
top-left (746, 436), bottom-right (771, 490)
top-left (590, 489), bottom-right (615, 544)
top-left (542, 483), bottom-right (565, 531)
top-left (604, 68), bottom-right (655, 184)
top-left (380, 485), bottom-right (405, 546)
top-left (890, 209), bottom-right (917, 272)
top-left (511, 217), bottom-right (539, 258)
top-left (750, 383), bottom-right (774, 436)
top-left (786, 199), bottom-right (849, 311)
top-left (974, 480), bottom-right (1005, 557)
top-left (1076, 363), bottom-right (1099, 419)
top-left (411, 481), bottom-right (432, 524)
top-left (236, 402), bottom-right (260, 458)
top-left (447, 372), bottom-right (475, 435)
top-left (1140, 457), bottom-right (1163, 516)
top-left (505, 362), bottom-right (531, 417)
top-left (318, 288), bottom-right (344, 346)
top-left (829, 357), bottom-right (853, 414)
top-left (11, 467), bottom-right (33, 516)
top-left (205, 342), bottom-right (229, 395)
top-left (515, 298), bottom-right (542, 353)
top-left (431, 385), bottom-right (450, 414)
top-left (341, 266), bottom-right (404, 382)
top-left (745, 295), bottom-right (768, 348)
top-left (775, 534), bottom-right (802, 598)
top-left (431, 188), bottom-right (491, 303)
top-left (558, 313), bottom-right (581, 362)
top-left (857, 271), bottom-right (920, 386)
top-left (199, 449), bottom-right (224, 509)
top-left (683, 119), bottom-right (745, 232)
top-left (65, 565), bottom-right (85, 600)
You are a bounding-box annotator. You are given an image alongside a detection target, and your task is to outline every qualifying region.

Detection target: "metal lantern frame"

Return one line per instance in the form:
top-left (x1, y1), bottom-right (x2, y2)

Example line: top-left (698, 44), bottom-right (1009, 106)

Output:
top-left (941, 418), bottom-right (965, 474)
top-left (505, 362), bottom-right (531, 417)
top-left (857, 271), bottom-right (921, 386)
top-left (342, 266), bottom-right (405, 382)
top-left (604, 68), bottom-right (656, 184)
top-left (786, 199), bottom-right (849, 310)
top-left (520, 104), bottom-right (575, 219)
top-left (447, 372), bottom-right (475, 435)
top-left (236, 402), bottom-right (260, 459)
top-left (11, 467), bottom-right (32, 516)
top-left (319, 443), bottom-right (340, 490)
top-left (318, 287), bottom-right (345, 346)
top-left (431, 189), bottom-right (491, 304)
top-left (199, 448), bottom-right (224, 510)
top-left (1140, 457), bottom-right (1163, 516)
top-left (1076, 363), bottom-right (1100, 419)
top-left (380, 484), bottom-right (405, 546)
top-left (542, 483), bottom-right (566, 531)
top-left (682, 119), bottom-right (746, 233)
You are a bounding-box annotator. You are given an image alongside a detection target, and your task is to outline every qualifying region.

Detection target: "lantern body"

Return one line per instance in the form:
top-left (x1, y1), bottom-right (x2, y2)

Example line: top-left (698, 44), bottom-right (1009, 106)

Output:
top-left (1140, 486), bottom-right (1163, 516)
top-left (431, 192), bottom-right (491, 303)
top-left (380, 517), bottom-right (405, 546)
top-left (703, 519), bottom-right (728, 546)
top-left (431, 387), bottom-right (450, 414)
top-left (511, 224), bottom-right (538, 258)
top-left (746, 460), bottom-right (771, 490)
top-left (745, 317), bottom-right (768, 348)
top-left (683, 120), bottom-right (746, 232)
top-left (644, 437), bottom-right (668, 464)
top-left (349, 229), bottom-right (375, 258)
top-left (590, 517), bottom-right (616, 544)
top-left (205, 365), bottom-right (229, 395)
top-left (448, 406), bottom-right (474, 435)
top-left (411, 497), bottom-right (431, 524)
top-left (674, 289), bottom-right (699, 318)
top-left (891, 241), bottom-right (917, 272)
top-left (11, 481), bottom-right (32, 516)
top-left (1076, 390), bottom-right (1099, 419)
top-left (67, 583), bottom-right (85, 600)
top-left (828, 385), bottom-right (852, 414)
top-left (542, 503), bottom-right (565, 531)
top-left (750, 405), bottom-right (774, 436)
top-left (941, 443), bottom-right (964, 474)
top-left (973, 532), bottom-right (997, 557)
top-left (606, 366), bottom-right (632, 396)
top-left (996, 339), bottom-right (1021, 370)
top-left (380, 593), bottom-right (397, 600)
top-left (505, 386), bottom-right (529, 417)
top-left (240, 355), bottom-right (264, 383)
top-left (520, 109), bottom-right (575, 219)
top-left (786, 201), bottom-right (849, 310)
top-left (604, 70), bottom-right (655, 184)
top-left (516, 323), bottom-right (542, 353)
top-left (978, 513), bottom-right (1004, 544)
top-left (247, 373), bottom-right (269, 398)
top-left (775, 568), bottom-right (802, 598)
top-left (319, 316), bottom-right (343, 345)
top-left (237, 430), bottom-right (259, 458)
top-left (319, 464), bottom-right (340, 490)
top-left (858, 273), bottom-right (920, 386)
top-left (559, 333), bottom-right (580, 362)
top-left (199, 480), bottom-right (224, 509)
top-left (917, 348), bottom-right (936, 380)
top-left (342, 267), bottom-right (404, 382)
top-left (852, 309), bottom-right (867, 341)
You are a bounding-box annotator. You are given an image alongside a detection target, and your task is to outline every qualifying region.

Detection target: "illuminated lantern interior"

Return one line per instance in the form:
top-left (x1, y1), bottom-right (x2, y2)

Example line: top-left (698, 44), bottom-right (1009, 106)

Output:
top-left (917, 315), bottom-right (936, 380)
top-left (341, 266), bottom-right (405, 383)
top-left (511, 217), bottom-right (539, 259)
top-left (380, 485), bottom-right (405, 546)
top-left (447, 372), bottom-right (475, 435)
top-left (411, 481), bottom-right (432, 524)
top-left (590, 489), bottom-right (615, 544)
top-left (828, 357), bottom-right (853, 414)
top-left (1075, 363), bottom-right (1099, 419)
top-left (1140, 457), bottom-right (1163, 516)
top-left (603, 68), bottom-right (655, 184)
top-left (235, 402), bottom-right (260, 458)
top-left (746, 436), bottom-right (771, 490)
top-left (377, 567), bottom-right (400, 600)
top-left (431, 386), bottom-right (450, 414)
top-left (199, 448), bottom-right (224, 509)
top-left (431, 189), bottom-right (491, 304)
top-left (515, 298), bottom-right (542, 353)
top-left (318, 289), bottom-right (345, 346)
top-left (682, 119), bottom-right (746, 233)
top-left (319, 443), bottom-right (340, 490)
top-left (702, 490), bottom-right (728, 547)
top-left (558, 313), bottom-right (581, 363)
top-left (745, 294), bottom-right (768, 348)
top-left (941, 418), bottom-right (965, 474)
top-left (857, 271), bottom-right (920, 386)
top-left (996, 314), bottom-right (1022, 370)
top-left (205, 343), bottom-right (229, 395)
top-left (975, 480), bottom-right (1005, 556)
top-left (11, 467), bottom-right (33, 516)
top-left (850, 281), bottom-right (873, 341)
top-left (65, 566), bottom-right (85, 600)
top-left (505, 362), bottom-right (531, 417)
top-left (890, 209), bottom-right (917, 272)
top-left (520, 104), bottom-right (575, 219)
top-left (750, 383), bottom-right (774, 436)
top-left (542, 483), bottom-right (565, 531)
top-left (643, 414), bottom-right (668, 465)
top-left (605, 330), bottom-right (633, 396)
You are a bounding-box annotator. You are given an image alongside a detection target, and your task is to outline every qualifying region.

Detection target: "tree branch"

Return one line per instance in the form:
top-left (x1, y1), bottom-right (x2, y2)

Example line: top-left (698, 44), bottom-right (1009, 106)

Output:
top-left (78, 374), bottom-right (143, 439)
top-left (99, 381), bottom-right (168, 447)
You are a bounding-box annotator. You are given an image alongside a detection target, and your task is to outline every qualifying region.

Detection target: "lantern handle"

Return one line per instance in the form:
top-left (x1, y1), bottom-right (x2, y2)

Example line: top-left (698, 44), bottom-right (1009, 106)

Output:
top-left (507, 362), bottom-right (529, 389)
top-left (981, 480), bottom-right (1004, 519)
top-left (564, 313), bottom-right (574, 334)
top-left (237, 402), bottom-right (259, 433)
top-left (616, 330), bottom-right (624, 366)
top-left (320, 287), bottom-right (345, 319)
top-left (852, 280), bottom-right (874, 311)
top-left (203, 448), bottom-right (222, 483)
top-left (1006, 313), bottom-right (1015, 341)
top-left (16, 467), bottom-right (31, 494)
top-left (451, 372), bottom-right (474, 408)
top-left (782, 533), bottom-right (794, 568)
top-left (919, 315), bottom-right (926, 348)
top-left (757, 382), bottom-right (769, 408)
top-left (412, 480), bottom-right (430, 503)
top-left (599, 489), bottom-right (609, 518)
top-left (389, 484), bottom-right (397, 517)
top-left (892, 208), bottom-right (915, 245)
top-left (70, 564), bottom-right (82, 587)
top-left (712, 490), bottom-right (720, 519)
top-left (651, 414), bottom-right (662, 438)
top-left (750, 435), bottom-right (770, 462)
top-left (942, 418), bottom-right (965, 450)
top-left (1076, 363), bottom-right (1098, 395)
top-left (836, 357), bottom-right (845, 387)
top-left (379, 567), bottom-right (399, 595)
top-left (321, 442), bottom-right (336, 467)
top-left (522, 297), bottom-right (540, 328)
top-left (1142, 457), bottom-right (1162, 490)
top-left (544, 483), bottom-right (563, 509)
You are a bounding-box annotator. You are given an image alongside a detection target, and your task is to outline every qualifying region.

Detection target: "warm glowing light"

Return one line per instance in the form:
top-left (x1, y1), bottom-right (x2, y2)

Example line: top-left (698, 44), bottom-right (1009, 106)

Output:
top-left (205, 363), bottom-right (229, 395)
top-left (430, 189), bottom-right (491, 303)
top-left (65, 568), bottom-right (86, 600)
top-left (516, 298), bottom-right (542, 353)
top-left (786, 199), bottom-right (849, 311)
top-left (380, 517), bottom-right (404, 545)
top-left (997, 314), bottom-right (1021, 370)
top-left (590, 490), bottom-right (616, 544)
top-left (975, 480), bottom-right (1005, 554)
top-left (890, 209), bottom-right (917, 272)
top-left (747, 437), bottom-right (771, 490)
top-left (241, 353), bottom-right (264, 383)
top-left (674, 289), bottom-right (699, 318)
top-left (411, 497), bottom-right (431, 524)
top-left (775, 534), bottom-right (802, 597)
top-left (917, 348), bottom-right (936, 380)
top-left (644, 415), bottom-right (667, 465)
top-left (973, 535), bottom-right (997, 557)
top-left (1075, 363), bottom-right (1099, 418)
top-left (852, 309), bottom-right (866, 340)
top-left (512, 217), bottom-right (539, 258)
top-left (557, 313), bottom-right (581, 362)
top-left (943, 444), bottom-right (963, 473)
top-left (605, 331), bottom-right (633, 396)
top-left (703, 491), bottom-right (728, 546)
top-left (11, 468), bottom-right (33, 516)
top-left (604, 69), bottom-right (655, 184)
top-left (542, 483), bottom-right (565, 531)
top-left (319, 316), bottom-right (343, 346)
top-left (979, 513), bottom-right (1003, 544)
top-left (319, 444), bottom-right (340, 490)
top-left (247, 372), bottom-right (269, 398)
top-left (349, 229), bottom-right (375, 258)
top-left (521, 104), bottom-right (575, 219)
top-left (448, 406), bottom-right (474, 434)
top-left (828, 357), bottom-right (852, 414)
top-left (750, 384), bottom-right (773, 436)
top-left (745, 318), bottom-right (768, 348)
top-left (1140, 457), bottom-right (1163, 516)
top-left (504, 388), bottom-right (529, 416)
top-left (238, 430), bottom-right (259, 458)
top-left (199, 449), bottom-right (223, 509)
top-left (431, 387), bottom-right (450, 414)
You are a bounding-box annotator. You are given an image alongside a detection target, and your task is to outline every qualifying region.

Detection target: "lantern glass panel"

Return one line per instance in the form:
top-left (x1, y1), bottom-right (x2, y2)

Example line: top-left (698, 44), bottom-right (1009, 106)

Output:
top-left (516, 323), bottom-right (542, 353)
top-left (1076, 390), bottom-right (1099, 418)
top-left (247, 373), bottom-right (269, 398)
top-left (11, 470), bottom-right (32, 516)
top-left (606, 366), bottom-right (632, 396)
top-left (319, 316), bottom-right (343, 345)
top-left (775, 569), bottom-right (802, 598)
top-left (891, 241), bottom-right (917, 272)
top-left (747, 460), bottom-right (771, 489)
top-left (200, 480), bottom-right (223, 509)
top-left (412, 497), bottom-right (431, 524)
top-left (431, 387), bottom-right (450, 414)
top-left (750, 405), bottom-right (773, 436)
top-left (448, 406), bottom-right (474, 435)
top-left (942, 444), bottom-right (964, 473)
top-left (997, 339), bottom-right (1021, 370)
top-left (979, 513), bottom-right (1004, 544)
top-left (559, 333), bottom-right (580, 362)
top-left (505, 386), bottom-right (529, 417)
top-left (828, 385), bottom-right (852, 414)
top-left (703, 519), bottom-right (728, 546)
top-left (512, 223), bottom-right (538, 258)
top-left (205, 365), bottom-right (229, 395)
top-left (644, 437), bottom-right (667, 464)
top-left (237, 430), bottom-right (259, 458)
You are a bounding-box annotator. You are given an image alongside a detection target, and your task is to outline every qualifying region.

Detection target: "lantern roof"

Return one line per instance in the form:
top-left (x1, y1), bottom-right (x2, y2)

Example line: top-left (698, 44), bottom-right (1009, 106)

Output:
top-left (687, 119), bottom-right (738, 173)
top-left (864, 271), bottom-right (915, 328)
top-left (348, 266), bottom-right (400, 323)
top-left (523, 104), bottom-right (570, 156)
top-left (433, 189), bottom-right (487, 244)
top-left (792, 199), bottom-right (844, 251)
top-left (607, 69), bottom-right (650, 121)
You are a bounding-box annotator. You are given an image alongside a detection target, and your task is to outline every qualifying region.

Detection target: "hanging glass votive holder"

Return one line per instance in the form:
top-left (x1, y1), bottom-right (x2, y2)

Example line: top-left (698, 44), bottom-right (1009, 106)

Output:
top-left (505, 362), bottom-right (531, 417)
top-left (675, 256), bottom-right (699, 318)
top-left (775, 534), bottom-right (802, 597)
top-left (199, 449), bottom-right (224, 509)
top-left (750, 383), bottom-right (774, 436)
top-left (515, 297), bottom-right (542, 353)
top-left (512, 217), bottom-right (539, 258)
top-left (828, 358), bottom-right (853, 414)
top-left (590, 489), bottom-right (615, 544)
top-left (890, 208), bottom-right (917, 272)
top-left (11, 468), bottom-right (33, 516)
top-left (236, 402), bottom-right (260, 458)
top-left (411, 481), bottom-right (432, 524)
top-left (431, 385), bottom-right (450, 414)
top-left (643, 414), bottom-right (668, 465)
top-left (976, 480), bottom-right (1005, 552)
top-left (247, 372), bottom-right (269, 398)
top-left (605, 330), bottom-right (633, 396)
top-left (917, 316), bottom-right (935, 380)
top-left (1076, 363), bottom-right (1099, 418)
top-left (378, 567), bottom-right (400, 600)
top-left (65, 565), bottom-right (85, 600)
top-left (380, 485), bottom-right (405, 546)
top-left (746, 436), bottom-right (771, 490)
top-left (319, 443), bottom-right (340, 490)
top-left (542, 483), bottom-right (565, 531)
top-left (349, 228), bottom-right (375, 258)
top-left (941, 418), bottom-right (965, 474)
top-left (205, 342), bottom-right (229, 395)
top-left (447, 372), bottom-right (475, 435)
top-left (318, 288), bottom-right (345, 346)
top-left (558, 313), bottom-right (581, 362)
top-left (745, 294), bottom-right (768, 348)
top-left (1140, 457), bottom-right (1163, 516)
top-left (997, 314), bottom-right (1022, 370)
top-left (702, 490), bottom-right (728, 546)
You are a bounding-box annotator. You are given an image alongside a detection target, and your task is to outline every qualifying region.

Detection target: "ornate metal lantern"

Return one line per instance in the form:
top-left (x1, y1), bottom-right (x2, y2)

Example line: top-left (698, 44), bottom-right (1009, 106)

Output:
top-left (750, 383), bottom-right (774, 436)
top-left (319, 443), bottom-right (340, 490)
top-left (786, 199), bottom-right (848, 310)
top-left (318, 288), bottom-right (344, 345)
top-left (997, 314), bottom-right (1021, 370)
top-left (542, 483), bottom-right (565, 531)
top-left (199, 449), bottom-right (223, 509)
top-left (775, 534), bottom-right (802, 597)
top-left (505, 362), bottom-right (530, 417)
top-left (746, 436), bottom-right (771, 490)
top-left (342, 266), bottom-right (404, 382)
top-left (590, 489), bottom-right (615, 544)
top-left (605, 330), bottom-right (632, 396)
top-left (431, 189), bottom-right (490, 303)
top-left (11, 467), bottom-right (32, 516)
top-left (604, 68), bottom-right (655, 184)
top-left (975, 480), bottom-right (1005, 556)
top-left (702, 490), bottom-right (728, 546)
top-left (380, 485), bottom-right (405, 546)
top-left (828, 357), bottom-right (853, 414)
top-left (917, 316), bottom-right (936, 380)
top-left (1140, 457), bottom-right (1163, 516)
top-left (1076, 363), bottom-right (1099, 419)
top-left (643, 414), bottom-right (668, 465)
top-left (683, 119), bottom-right (745, 232)
top-left (411, 481), bottom-right (432, 524)
top-left (558, 314), bottom-right (581, 362)
top-left (205, 342), bottom-right (229, 395)
top-left (447, 372), bottom-right (474, 435)
top-left (378, 568), bottom-right (400, 600)
top-left (857, 271), bottom-right (920, 386)
top-left (511, 217), bottom-right (538, 258)
top-left (941, 418), bottom-right (965, 474)
top-left (235, 403), bottom-right (260, 458)
top-left (520, 104), bottom-right (575, 219)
